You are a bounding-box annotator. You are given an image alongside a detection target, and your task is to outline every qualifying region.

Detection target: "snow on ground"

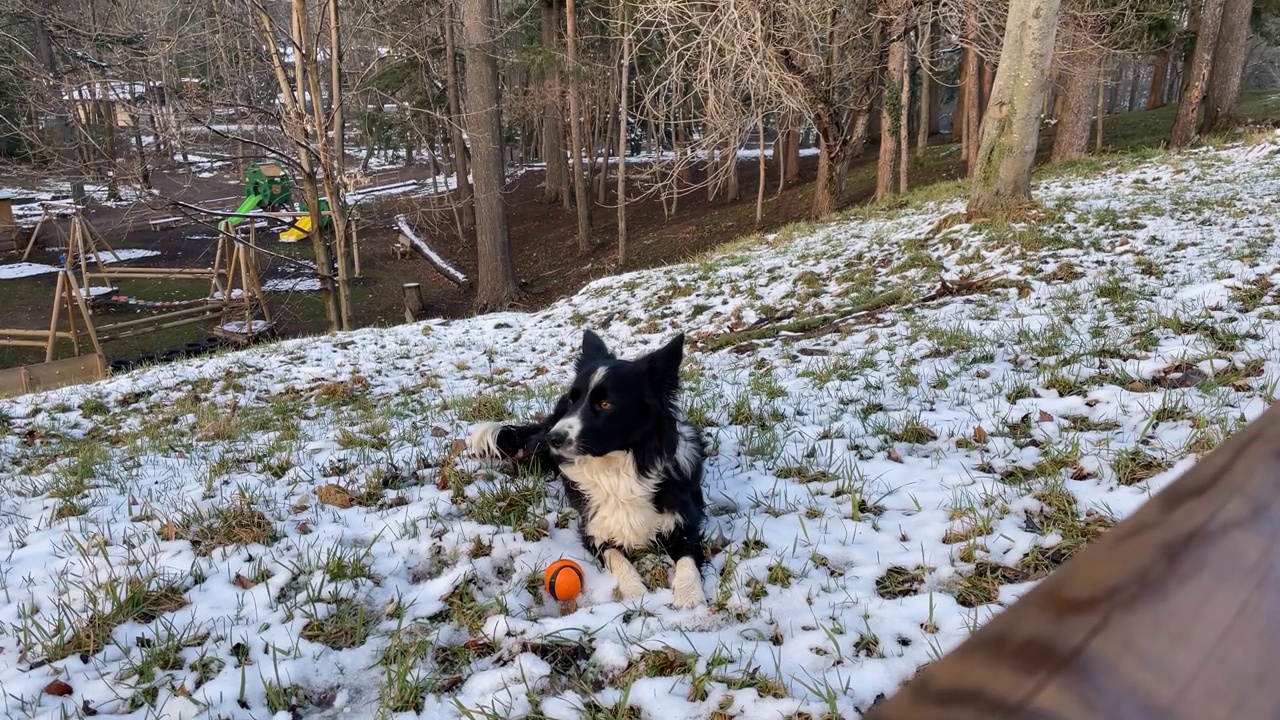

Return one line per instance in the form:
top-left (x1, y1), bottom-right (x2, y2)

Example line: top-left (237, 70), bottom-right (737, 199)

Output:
top-left (0, 248), bottom-right (162, 280)
top-left (4, 132), bottom-right (1280, 719)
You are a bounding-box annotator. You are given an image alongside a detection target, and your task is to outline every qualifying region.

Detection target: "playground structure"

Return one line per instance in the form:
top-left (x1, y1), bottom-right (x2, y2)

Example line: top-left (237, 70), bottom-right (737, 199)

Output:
top-left (151, 160), bottom-right (351, 246)
top-left (0, 207), bottom-right (276, 397)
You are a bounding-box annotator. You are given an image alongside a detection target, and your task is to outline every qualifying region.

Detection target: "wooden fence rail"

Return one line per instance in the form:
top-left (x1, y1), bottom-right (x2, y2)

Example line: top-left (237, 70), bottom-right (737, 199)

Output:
top-left (866, 401), bottom-right (1280, 720)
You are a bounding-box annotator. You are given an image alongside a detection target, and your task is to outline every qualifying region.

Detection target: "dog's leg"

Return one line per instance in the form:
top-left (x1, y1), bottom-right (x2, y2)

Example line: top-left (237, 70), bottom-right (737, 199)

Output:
top-left (665, 524), bottom-right (708, 609)
top-left (603, 548), bottom-right (648, 600)
top-left (670, 556), bottom-right (706, 609)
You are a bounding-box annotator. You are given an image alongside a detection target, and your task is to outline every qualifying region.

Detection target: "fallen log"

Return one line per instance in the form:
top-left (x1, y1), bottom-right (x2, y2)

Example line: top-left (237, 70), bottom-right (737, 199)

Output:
top-left (393, 214), bottom-right (470, 291)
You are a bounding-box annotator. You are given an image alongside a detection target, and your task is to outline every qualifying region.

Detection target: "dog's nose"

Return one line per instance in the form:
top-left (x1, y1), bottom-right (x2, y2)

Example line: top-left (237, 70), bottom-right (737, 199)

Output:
top-left (546, 430), bottom-right (568, 449)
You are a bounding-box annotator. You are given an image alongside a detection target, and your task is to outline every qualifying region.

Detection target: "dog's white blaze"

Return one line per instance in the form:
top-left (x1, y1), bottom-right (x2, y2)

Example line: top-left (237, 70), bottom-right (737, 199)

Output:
top-left (549, 414), bottom-right (583, 447)
top-left (560, 450), bottom-right (680, 551)
top-left (588, 366), bottom-right (608, 391)
top-left (468, 422), bottom-right (504, 458)
top-left (670, 556), bottom-right (706, 609)
top-left (604, 548), bottom-right (648, 600)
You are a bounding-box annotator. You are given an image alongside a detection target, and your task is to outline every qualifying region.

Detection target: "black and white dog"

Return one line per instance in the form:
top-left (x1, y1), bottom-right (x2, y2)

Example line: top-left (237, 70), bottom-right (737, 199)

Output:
top-left (468, 330), bottom-right (709, 609)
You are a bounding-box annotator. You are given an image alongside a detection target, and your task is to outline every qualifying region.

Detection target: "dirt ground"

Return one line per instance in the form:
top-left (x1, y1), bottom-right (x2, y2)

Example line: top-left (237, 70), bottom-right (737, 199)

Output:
top-left (0, 141), bottom-right (968, 370)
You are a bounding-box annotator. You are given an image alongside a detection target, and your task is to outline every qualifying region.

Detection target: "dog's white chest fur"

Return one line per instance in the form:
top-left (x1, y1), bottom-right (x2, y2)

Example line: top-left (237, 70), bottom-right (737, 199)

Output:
top-left (559, 451), bottom-right (678, 550)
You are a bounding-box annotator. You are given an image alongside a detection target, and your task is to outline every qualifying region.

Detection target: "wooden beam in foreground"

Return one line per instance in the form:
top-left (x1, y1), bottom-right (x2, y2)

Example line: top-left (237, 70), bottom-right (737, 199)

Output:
top-left (866, 401), bottom-right (1280, 720)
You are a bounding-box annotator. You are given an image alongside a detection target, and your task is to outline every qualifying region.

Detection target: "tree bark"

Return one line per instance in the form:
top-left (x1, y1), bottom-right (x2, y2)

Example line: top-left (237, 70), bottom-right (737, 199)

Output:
top-left (1171, 0), bottom-right (1228, 147)
top-left (877, 15), bottom-right (908, 202)
top-left (963, 0), bottom-right (982, 173)
top-left (444, 0), bottom-right (476, 229)
top-left (566, 0), bottom-right (593, 251)
top-left (917, 17), bottom-right (935, 155)
top-left (969, 0), bottom-right (1064, 217)
top-left (1148, 50), bottom-right (1170, 109)
top-left (459, 0), bottom-right (521, 310)
top-left (1201, 0), bottom-right (1255, 133)
top-left (541, 0), bottom-right (570, 206)
top-left (1051, 29), bottom-right (1103, 162)
top-left (617, 5), bottom-right (629, 265)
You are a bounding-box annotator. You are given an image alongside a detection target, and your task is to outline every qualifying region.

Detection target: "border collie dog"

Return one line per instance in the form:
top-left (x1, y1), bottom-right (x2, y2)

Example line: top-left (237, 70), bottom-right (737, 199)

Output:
top-left (468, 330), bottom-right (709, 609)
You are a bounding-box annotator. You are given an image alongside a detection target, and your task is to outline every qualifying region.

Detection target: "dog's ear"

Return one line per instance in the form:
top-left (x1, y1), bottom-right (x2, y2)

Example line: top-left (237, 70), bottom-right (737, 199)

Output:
top-left (577, 329), bottom-right (614, 370)
top-left (638, 333), bottom-right (684, 398)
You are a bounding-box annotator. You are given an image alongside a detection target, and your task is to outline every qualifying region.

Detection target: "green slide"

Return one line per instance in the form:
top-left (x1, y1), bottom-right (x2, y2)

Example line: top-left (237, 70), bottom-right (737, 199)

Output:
top-left (225, 194), bottom-right (264, 228)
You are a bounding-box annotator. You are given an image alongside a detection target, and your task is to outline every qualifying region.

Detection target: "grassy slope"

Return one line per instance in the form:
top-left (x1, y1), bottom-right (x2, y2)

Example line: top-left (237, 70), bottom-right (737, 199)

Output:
top-left (1, 96), bottom-right (1280, 719)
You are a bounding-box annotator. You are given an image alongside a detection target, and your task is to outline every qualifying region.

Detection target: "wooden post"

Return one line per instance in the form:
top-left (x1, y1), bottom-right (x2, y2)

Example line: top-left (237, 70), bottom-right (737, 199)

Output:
top-left (351, 213), bottom-right (362, 278)
top-left (46, 271), bottom-right (65, 363)
top-left (866, 401), bottom-right (1280, 720)
top-left (403, 282), bottom-right (426, 322)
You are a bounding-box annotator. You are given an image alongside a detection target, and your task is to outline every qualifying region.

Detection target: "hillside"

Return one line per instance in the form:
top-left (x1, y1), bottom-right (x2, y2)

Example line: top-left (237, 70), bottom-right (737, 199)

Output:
top-left (3, 131), bottom-right (1280, 719)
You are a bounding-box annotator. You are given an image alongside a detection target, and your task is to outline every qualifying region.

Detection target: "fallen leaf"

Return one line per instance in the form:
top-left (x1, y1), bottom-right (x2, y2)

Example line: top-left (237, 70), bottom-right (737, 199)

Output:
top-left (887, 448), bottom-right (904, 463)
top-left (296, 521), bottom-right (311, 534)
top-left (1071, 466), bottom-right (1093, 481)
top-left (450, 439), bottom-right (468, 456)
top-left (1037, 410), bottom-right (1054, 423)
top-left (43, 680), bottom-right (73, 697)
top-left (430, 426), bottom-right (449, 438)
top-left (973, 425), bottom-right (988, 443)
top-left (316, 484), bottom-right (354, 509)
top-left (233, 573), bottom-right (256, 590)
top-left (1124, 380), bottom-right (1147, 393)
top-left (159, 521), bottom-right (178, 541)
top-left (383, 496), bottom-right (408, 509)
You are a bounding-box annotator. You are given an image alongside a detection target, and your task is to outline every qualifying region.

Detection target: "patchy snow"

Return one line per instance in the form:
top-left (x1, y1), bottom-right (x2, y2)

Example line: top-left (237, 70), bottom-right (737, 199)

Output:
top-left (3, 132), bottom-right (1280, 720)
top-left (0, 262), bottom-right (57, 280)
top-left (262, 276), bottom-right (323, 292)
top-left (1, 249), bottom-right (162, 280)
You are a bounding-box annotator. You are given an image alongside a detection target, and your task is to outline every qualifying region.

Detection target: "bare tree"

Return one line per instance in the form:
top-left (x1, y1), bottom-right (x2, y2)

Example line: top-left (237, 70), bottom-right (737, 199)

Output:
top-left (1202, 0), bottom-right (1256, 131)
top-left (439, 0), bottom-right (475, 231)
top-left (540, 0), bottom-right (570, 206)
top-left (1052, 16), bottom-right (1105, 161)
top-left (1172, 0), bottom-right (1229, 147)
top-left (969, 0), bottom-right (1064, 216)
top-left (459, 0), bottom-right (521, 310)
top-left (566, 0), bottom-right (593, 250)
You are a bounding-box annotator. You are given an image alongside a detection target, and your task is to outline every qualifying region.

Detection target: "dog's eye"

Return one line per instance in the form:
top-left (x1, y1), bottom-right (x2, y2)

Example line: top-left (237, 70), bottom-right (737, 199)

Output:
top-left (595, 400), bottom-right (613, 411)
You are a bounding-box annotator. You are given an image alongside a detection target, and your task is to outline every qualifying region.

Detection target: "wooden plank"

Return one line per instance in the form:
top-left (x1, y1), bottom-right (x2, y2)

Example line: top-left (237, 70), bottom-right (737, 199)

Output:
top-left (865, 401), bottom-right (1280, 720)
top-left (21, 353), bottom-right (104, 394)
top-left (0, 366), bottom-right (29, 398)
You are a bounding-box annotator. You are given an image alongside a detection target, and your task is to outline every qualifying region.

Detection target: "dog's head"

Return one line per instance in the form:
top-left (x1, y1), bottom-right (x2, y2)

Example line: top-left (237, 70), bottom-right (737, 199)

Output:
top-left (545, 329), bottom-right (685, 462)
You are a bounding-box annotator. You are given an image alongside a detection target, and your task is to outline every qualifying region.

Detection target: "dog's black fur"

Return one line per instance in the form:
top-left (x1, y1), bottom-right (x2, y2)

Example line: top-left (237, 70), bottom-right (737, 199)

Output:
top-left (471, 330), bottom-right (709, 587)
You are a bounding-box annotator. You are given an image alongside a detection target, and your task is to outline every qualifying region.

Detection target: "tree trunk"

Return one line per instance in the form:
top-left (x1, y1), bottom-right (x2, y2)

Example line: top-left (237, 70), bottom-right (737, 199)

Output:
top-left (968, 0), bottom-right (1064, 217)
top-left (459, 0), bottom-right (521, 310)
top-left (877, 16), bottom-right (908, 202)
top-left (1201, 0), bottom-right (1255, 133)
top-left (541, 0), bottom-right (570, 206)
top-left (566, 0), bottom-right (593, 251)
top-left (1127, 62), bottom-right (1142, 111)
top-left (444, 0), bottom-right (476, 229)
top-left (917, 17), bottom-right (935, 156)
top-left (1148, 51), bottom-right (1170, 109)
top-left (1171, 0), bottom-right (1228, 147)
top-left (813, 133), bottom-right (849, 218)
top-left (617, 7), bottom-right (629, 265)
top-left (1051, 31), bottom-right (1103, 162)
top-left (326, 0), bottom-right (353, 330)
top-left (756, 103), bottom-right (766, 225)
top-left (963, 0), bottom-right (981, 173)
top-left (34, 18), bottom-right (86, 206)
top-left (777, 110), bottom-right (801, 187)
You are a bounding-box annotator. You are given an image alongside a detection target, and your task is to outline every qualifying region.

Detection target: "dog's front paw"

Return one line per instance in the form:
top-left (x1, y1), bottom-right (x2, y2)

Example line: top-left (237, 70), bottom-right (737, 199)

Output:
top-left (468, 422), bottom-right (504, 458)
top-left (604, 549), bottom-right (649, 601)
top-left (670, 557), bottom-right (706, 609)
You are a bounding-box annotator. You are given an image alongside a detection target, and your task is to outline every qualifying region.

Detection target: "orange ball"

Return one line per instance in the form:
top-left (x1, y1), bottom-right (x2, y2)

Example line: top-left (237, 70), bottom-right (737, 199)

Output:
top-left (543, 558), bottom-right (585, 601)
